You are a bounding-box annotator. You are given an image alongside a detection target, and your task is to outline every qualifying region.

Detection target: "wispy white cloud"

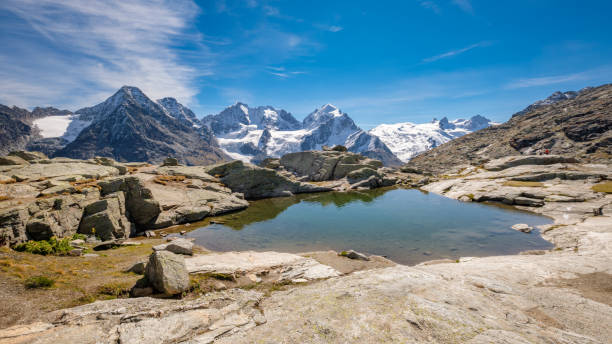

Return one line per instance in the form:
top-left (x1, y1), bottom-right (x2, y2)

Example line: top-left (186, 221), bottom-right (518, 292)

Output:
top-left (326, 70), bottom-right (494, 110)
top-left (313, 23), bottom-right (344, 32)
top-left (266, 66), bottom-right (286, 72)
top-left (265, 66), bottom-right (307, 78)
top-left (423, 41), bottom-right (491, 63)
top-left (452, 0), bottom-right (474, 14)
top-left (269, 72), bottom-right (289, 78)
top-left (220, 87), bottom-right (254, 104)
top-left (0, 0), bottom-right (205, 109)
top-left (419, 1), bottom-right (440, 14)
top-left (504, 70), bottom-right (605, 89)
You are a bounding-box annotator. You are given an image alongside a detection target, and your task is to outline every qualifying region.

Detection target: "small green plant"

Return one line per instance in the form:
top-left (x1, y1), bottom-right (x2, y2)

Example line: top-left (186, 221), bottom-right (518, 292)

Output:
top-left (71, 233), bottom-right (87, 241)
top-left (24, 276), bottom-right (55, 289)
top-left (339, 251), bottom-right (348, 257)
top-left (14, 236), bottom-right (74, 255)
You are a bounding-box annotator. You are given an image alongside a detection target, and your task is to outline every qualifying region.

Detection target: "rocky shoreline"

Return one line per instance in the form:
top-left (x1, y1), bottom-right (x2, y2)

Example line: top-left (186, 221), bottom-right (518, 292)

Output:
top-left (1, 154), bottom-right (611, 343)
top-left (1, 148), bottom-right (411, 247)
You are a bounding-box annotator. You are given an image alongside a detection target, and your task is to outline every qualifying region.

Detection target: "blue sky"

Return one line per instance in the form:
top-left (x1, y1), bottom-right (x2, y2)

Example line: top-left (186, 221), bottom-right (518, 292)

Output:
top-left (1, 0), bottom-right (611, 128)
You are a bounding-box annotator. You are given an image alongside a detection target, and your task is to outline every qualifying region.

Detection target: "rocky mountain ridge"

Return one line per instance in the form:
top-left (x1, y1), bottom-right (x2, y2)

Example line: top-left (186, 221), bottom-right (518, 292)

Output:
top-left (405, 84), bottom-right (612, 174)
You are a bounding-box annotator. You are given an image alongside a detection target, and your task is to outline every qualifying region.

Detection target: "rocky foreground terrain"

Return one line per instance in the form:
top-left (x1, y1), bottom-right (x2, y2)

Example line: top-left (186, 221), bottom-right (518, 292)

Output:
top-left (0, 152), bottom-right (610, 343)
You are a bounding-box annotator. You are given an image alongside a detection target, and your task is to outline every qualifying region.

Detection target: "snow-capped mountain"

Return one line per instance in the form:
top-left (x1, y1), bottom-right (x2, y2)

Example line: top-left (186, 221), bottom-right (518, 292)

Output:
top-left (53, 86), bottom-right (227, 164)
top-left (370, 115), bottom-right (494, 162)
top-left (28, 89), bottom-right (204, 146)
top-left (203, 103), bottom-right (402, 166)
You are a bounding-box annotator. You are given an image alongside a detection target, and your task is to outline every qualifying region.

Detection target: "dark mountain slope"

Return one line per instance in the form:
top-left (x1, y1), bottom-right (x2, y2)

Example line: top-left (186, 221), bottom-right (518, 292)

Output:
top-left (55, 86), bottom-right (228, 165)
top-left (405, 84), bottom-right (612, 174)
top-left (0, 105), bottom-right (40, 155)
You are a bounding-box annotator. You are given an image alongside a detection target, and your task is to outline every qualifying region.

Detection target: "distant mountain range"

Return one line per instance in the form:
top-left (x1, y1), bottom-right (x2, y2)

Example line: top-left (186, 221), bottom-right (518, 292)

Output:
top-left (3, 85), bottom-right (596, 166)
top-left (201, 103), bottom-right (403, 166)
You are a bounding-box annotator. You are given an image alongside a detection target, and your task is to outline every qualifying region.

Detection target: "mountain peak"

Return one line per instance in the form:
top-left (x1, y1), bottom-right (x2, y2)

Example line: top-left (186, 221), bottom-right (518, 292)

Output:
top-left (75, 85), bottom-right (157, 122)
top-left (303, 103), bottom-right (346, 129)
top-left (438, 117), bottom-right (454, 130)
top-left (320, 103), bottom-right (338, 112)
top-left (512, 88), bottom-right (582, 117)
top-left (156, 97), bottom-right (200, 127)
top-left (116, 85), bottom-right (145, 98)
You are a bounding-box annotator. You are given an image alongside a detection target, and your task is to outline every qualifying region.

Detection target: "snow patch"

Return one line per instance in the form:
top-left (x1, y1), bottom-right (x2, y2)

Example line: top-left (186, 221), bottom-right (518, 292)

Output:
top-left (33, 115), bottom-right (74, 138)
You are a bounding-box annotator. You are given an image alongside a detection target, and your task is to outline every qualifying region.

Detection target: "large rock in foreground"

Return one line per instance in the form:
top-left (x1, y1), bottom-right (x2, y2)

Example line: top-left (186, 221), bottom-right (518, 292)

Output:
top-left (78, 192), bottom-right (132, 240)
top-left (145, 250), bottom-right (190, 295)
top-left (204, 160), bottom-right (330, 199)
top-left (98, 176), bottom-right (161, 227)
top-left (0, 289), bottom-right (264, 343)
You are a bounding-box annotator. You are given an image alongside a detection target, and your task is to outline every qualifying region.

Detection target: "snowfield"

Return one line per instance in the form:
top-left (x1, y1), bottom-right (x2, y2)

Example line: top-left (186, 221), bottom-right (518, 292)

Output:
top-left (33, 115), bottom-right (74, 138)
top-left (370, 116), bottom-right (494, 162)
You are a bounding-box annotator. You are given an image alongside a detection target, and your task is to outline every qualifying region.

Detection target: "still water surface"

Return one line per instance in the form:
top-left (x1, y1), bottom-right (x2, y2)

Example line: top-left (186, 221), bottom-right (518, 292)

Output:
top-left (183, 188), bottom-right (552, 265)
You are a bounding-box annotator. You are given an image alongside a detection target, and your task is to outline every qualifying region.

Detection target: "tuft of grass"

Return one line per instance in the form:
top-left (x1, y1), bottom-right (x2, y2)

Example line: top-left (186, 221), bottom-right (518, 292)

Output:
top-left (591, 181), bottom-right (612, 193)
top-left (14, 237), bottom-right (73, 256)
top-left (153, 175), bottom-right (186, 186)
top-left (203, 272), bottom-right (235, 281)
top-left (96, 282), bottom-right (131, 298)
top-left (71, 179), bottom-right (101, 193)
top-left (71, 233), bottom-right (87, 241)
top-left (25, 276), bottom-right (55, 289)
top-left (0, 195), bottom-right (13, 201)
top-left (503, 181), bottom-right (544, 187)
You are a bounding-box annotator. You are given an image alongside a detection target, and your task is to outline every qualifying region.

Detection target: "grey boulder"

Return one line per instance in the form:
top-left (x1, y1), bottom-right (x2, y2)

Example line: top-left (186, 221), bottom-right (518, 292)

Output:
top-left (145, 250), bottom-right (190, 295)
top-left (204, 160), bottom-right (330, 199)
top-left (153, 238), bottom-right (194, 255)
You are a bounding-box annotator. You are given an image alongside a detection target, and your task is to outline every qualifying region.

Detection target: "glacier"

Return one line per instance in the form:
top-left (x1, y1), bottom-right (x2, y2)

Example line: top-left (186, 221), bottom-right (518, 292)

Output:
top-left (370, 116), bottom-right (495, 162)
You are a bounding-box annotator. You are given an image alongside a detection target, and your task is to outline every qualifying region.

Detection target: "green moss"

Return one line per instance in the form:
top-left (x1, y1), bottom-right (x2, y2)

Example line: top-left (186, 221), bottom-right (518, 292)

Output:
top-left (592, 181), bottom-right (612, 193)
top-left (204, 272), bottom-right (235, 281)
top-left (25, 276), bottom-right (55, 289)
top-left (14, 237), bottom-right (74, 255)
top-left (339, 251), bottom-right (348, 257)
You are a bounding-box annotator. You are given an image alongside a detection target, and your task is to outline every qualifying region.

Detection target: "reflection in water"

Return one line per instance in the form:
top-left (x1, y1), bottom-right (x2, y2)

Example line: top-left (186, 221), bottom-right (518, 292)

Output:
top-left (184, 188), bottom-right (553, 265)
top-left (217, 187), bottom-right (396, 230)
